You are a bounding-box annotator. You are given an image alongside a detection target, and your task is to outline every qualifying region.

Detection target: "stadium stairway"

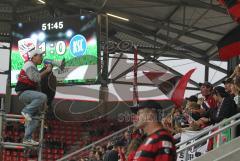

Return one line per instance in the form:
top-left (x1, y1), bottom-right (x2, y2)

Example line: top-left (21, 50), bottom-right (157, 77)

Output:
top-left (193, 136), bottom-right (240, 161)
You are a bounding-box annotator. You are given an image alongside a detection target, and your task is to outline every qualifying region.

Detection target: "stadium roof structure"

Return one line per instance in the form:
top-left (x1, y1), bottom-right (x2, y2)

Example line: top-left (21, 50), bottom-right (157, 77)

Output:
top-left (0, 0), bottom-right (237, 93)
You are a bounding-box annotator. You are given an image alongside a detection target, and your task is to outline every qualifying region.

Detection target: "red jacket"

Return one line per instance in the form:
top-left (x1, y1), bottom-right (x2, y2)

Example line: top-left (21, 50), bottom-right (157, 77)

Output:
top-left (15, 69), bottom-right (38, 92)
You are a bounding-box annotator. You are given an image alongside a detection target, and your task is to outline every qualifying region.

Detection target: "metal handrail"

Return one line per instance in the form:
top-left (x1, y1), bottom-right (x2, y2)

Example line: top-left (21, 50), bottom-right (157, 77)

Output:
top-left (57, 124), bottom-right (134, 161)
top-left (2, 142), bottom-right (33, 147)
top-left (177, 116), bottom-right (240, 154)
top-left (176, 112), bottom-right (240, 147)
top-left (1, 113), bottom-right (41, 120)
top-left (58, 112), bottom-right (240, 160)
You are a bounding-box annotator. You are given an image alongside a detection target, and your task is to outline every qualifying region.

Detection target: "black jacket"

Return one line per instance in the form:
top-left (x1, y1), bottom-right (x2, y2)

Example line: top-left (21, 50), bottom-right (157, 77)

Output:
top-left (40, 67), bottom-right (57, 106)
top-left (103, 150), bottom-right (118, 161)
top-left (206, 96), bottom-right (237, 124)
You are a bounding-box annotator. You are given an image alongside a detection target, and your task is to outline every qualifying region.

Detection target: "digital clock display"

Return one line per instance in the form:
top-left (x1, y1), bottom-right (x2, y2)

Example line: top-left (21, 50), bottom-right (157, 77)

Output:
top-left (11, 14), bottom-right (99, 86)
top-left (42, 21), bottom-right (64, 31)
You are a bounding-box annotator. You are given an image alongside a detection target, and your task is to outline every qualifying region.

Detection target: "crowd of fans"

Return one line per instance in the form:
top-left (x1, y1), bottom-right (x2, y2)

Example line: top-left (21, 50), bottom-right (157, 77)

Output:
top-left (162, 64), bottom-right (240, 136)
top-left (4, 64), bottom-right (240, 160)
top-left (75, 130), bottom-right (138, 161)
top-left (72, 64), bottom-right (240, 161)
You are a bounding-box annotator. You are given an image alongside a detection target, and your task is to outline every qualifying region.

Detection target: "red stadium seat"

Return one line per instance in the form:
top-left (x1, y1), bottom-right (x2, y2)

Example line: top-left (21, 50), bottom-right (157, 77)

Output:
top-left (59, 149), bottom-right (64, 155)
top-left (19, 157), bottom-right (26, 161)
top-left (52, 148), bottom-right (58, 154)
top-left (4, 156), bottom-right (11, 161)
top-left (19, 152), bottom-right (24, 157)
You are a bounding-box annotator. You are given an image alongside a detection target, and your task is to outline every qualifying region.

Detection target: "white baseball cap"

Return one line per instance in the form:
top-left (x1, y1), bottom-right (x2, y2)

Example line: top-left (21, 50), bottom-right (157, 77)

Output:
top-left (28, 49), bottom-right (45, 59)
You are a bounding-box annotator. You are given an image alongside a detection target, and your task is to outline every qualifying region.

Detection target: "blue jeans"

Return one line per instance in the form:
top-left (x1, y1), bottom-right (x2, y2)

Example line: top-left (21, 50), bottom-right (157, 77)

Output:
top-left (19, 90), bottom-right (47, 139)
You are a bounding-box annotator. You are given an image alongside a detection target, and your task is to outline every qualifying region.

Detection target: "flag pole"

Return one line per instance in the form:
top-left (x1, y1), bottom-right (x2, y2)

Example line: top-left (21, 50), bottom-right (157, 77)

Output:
top-left (133, 45), bottom-right (139, 106)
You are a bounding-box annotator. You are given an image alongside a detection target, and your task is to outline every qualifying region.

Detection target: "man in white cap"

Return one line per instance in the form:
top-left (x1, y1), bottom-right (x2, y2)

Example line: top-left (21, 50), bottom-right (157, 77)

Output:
top-left (15, 49), bottom-right (52, 145)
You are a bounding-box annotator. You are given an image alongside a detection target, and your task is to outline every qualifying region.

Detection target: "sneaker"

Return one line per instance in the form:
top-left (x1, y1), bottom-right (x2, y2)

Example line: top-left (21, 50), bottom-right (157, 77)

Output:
top-left (21, 112), bottom-right (32, 125)
top-left (23, 139), bottom-right (39, 146)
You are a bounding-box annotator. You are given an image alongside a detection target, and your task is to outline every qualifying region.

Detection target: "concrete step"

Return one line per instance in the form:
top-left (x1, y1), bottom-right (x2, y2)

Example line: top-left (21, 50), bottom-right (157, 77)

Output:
top-left (193, 137), bottom-right (240, 161)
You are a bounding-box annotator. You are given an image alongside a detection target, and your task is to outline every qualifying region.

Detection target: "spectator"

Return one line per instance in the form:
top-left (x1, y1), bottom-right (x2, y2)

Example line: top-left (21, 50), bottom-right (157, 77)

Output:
top-left (89, 149), bottom-right (97, 161)
top-left (233, 76), bottom-right (240, 111)
top-left (223, 78), bottom-right (233, 95)
top-left (186, 95), bottom-right (198, 104)
top-left (40, 64), bottom-right (56, 108)
top-left (187, 102), bottom-right (201, 121)
top-left (130, 100), bottom-right (176, 161)
top-left (119, 131), bottom-right (131, 147)
top-left (162, 114), bottom-right (175, 134)
top-left (106, 141), bottom-right (113, 151)
top-left (232, 64), bottom-right (240, 78)
top-left (199, 86), bottom-right (237, 124)
top-left (233, 74), bottom-right (240, 137)
top-left (199, 82), bottom-right (217, 110)
top-left (172, 108), bottom-right (188, 128)
top-left (103, 141), bottom-right (119, 161)
top-left (15, 49), bottom-right (52, 145)
top-left (95, 151), bottom-right (103, 161)
top-left (130, 128), bottom-right (143, 140)
top-left (99, 146), bottom-right (107, 159)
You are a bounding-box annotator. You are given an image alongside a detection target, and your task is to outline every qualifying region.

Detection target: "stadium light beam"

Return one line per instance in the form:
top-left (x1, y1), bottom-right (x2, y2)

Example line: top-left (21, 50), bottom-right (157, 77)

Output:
top-left (106, 13), bottom-right (129, 21)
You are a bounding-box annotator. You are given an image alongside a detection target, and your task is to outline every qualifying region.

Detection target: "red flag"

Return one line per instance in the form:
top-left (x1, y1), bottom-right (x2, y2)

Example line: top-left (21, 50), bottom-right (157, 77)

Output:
top-left (217, 26), bottom-right (240, 60)
top-left (218, 0), bottom-right (240, 22)
top-left (171, 69), bottom-right (196, 107)
top-left (143, 69), bottom-right (195, 107)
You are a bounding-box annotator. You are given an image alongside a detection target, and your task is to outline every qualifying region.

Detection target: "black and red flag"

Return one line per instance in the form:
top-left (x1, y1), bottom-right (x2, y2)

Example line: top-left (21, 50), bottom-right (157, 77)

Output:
top-left (218, 0), bottom-right (240, 22)
top-left (217, 26), bottom-right (240, 60)
top-left (143, 68), bottom-right (195, 107)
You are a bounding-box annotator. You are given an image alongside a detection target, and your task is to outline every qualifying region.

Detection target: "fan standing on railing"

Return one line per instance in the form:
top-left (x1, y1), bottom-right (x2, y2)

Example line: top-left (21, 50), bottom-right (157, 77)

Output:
top-left (129, 100), bottom-right (177, 161)
top-left (15, 49), bottom-right (52, 145)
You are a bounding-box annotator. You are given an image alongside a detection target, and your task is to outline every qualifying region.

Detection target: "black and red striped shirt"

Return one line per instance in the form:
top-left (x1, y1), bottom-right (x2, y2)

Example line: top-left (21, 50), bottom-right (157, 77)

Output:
top-left (133, 129), bottom-right (176, 161)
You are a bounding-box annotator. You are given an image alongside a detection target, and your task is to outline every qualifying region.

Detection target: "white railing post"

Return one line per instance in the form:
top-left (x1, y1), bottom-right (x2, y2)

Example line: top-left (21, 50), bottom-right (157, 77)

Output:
top-left (231, 119), bottom-right (236, 139)
top-left (177, 118), bottom-right (240, 154)
top-left (176, 113), bottom-right (240, 148)
top-left (216, 125), bottom-right (220, 148)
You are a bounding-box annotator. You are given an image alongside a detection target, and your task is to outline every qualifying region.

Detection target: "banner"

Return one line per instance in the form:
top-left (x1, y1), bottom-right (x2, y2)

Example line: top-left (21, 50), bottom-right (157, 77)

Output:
top-left (177, 130), bottom-right (208, 161)
top-left (213, 122), bottom-right (232, 148)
